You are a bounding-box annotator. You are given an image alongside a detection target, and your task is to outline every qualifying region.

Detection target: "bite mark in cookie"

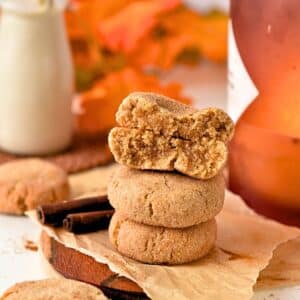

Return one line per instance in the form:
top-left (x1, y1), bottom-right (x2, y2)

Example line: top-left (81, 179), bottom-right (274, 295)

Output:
top-left (109, 92), bottom-right (234, 179)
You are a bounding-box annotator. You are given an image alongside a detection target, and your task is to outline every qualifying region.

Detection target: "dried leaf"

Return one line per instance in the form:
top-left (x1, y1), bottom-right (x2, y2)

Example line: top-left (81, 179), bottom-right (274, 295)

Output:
top-left (98, 0), bottom-right (181, 53)
top-left (74, 68), bottom-right (190, 134)
top-left (128, 8), bottom-right (228, 69)
top-left (66, 1), bottom-right (227, 90)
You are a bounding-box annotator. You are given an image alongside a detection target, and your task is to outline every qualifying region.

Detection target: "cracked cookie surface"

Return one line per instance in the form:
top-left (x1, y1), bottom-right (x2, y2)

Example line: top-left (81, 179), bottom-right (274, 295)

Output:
top-left (108, 166), bottom-right (224, 228)
top-left (109, 92), bottom-right (234, 179)
top-left (109, 212), bottom-right (217, 265)
top-left (0, 159), bottom-right (70, 215)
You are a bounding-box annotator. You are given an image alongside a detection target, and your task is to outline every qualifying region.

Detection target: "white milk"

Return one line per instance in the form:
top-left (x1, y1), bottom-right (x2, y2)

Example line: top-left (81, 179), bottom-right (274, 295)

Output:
top-left (0, 0), bottom-right (74, 155)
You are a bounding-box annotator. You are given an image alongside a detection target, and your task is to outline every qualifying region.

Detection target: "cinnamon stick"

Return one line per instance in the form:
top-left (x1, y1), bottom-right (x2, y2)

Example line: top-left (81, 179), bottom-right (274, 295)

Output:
top-left (37, 196), bottom-right (113, 226)
top-left (63, 210), bottom-right (114, 234)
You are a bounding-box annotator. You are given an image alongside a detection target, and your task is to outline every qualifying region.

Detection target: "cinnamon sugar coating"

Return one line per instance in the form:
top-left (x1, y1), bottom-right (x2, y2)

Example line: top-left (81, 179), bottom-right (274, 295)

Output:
top-left (108, 166), bottom-right (225, 228)
top-left (109, 212), bottom-right (217, 265)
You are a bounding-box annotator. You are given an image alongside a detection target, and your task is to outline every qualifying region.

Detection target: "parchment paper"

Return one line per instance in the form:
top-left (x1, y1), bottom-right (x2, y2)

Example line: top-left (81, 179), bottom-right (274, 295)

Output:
top-left (70, 166), bottom-right (300, 293)
top-left (69, 164), bottom-right (118, 198)
top-left (256, 237), bottom-right (300, 290)
top-left (69, 166), bottom-right (300, 291)
top-left (27, 166), bottom-right (300, 300)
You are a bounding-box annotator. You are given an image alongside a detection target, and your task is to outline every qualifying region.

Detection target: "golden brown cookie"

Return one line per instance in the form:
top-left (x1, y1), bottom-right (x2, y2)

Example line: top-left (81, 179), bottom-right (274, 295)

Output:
top-left (109, 212), bottom-right (217, 265)
top-left (116, 92), bottom-right (233, 142)
top-left (0, 159), bottom-right (70, 215)
top-left (109, 92), bottom-right (234, 179)
top-left (0, 279), bottom-right (107, 300)
top-left (108, 166), bottom-right (224, 228)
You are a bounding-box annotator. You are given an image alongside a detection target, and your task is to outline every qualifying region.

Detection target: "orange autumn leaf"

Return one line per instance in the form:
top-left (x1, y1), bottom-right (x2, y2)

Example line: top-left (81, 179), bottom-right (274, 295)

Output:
top-left (128, 8), bottom-right (228, 69)
top-left (129, 33), bottom-right (191, 69)
top-left (66, 1), bottom-right (228, 92)
top-left (198, 14), bottom-right (228, 62)
top-left (74, 68), bottom-right (190, 134)
top-left (160, 9), bottom-right (228, 63)
top-left (66, 0), bottom-right (135, 40)
top-left (98, 0), bottom-right (181, 53)
top-left (66, 0), bottom-right (136, 70)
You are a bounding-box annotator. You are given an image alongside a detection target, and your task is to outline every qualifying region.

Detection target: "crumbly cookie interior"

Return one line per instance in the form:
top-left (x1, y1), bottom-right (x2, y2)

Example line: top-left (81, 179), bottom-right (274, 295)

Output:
top-left (116, 92), bottom-right (234, 143)
top-left (109, 127), bottom-right (227, 179)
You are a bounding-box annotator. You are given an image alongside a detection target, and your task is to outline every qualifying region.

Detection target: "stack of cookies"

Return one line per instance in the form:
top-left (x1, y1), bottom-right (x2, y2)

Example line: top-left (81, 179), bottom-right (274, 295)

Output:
top-left (108, 92), bottom-right (234, 265)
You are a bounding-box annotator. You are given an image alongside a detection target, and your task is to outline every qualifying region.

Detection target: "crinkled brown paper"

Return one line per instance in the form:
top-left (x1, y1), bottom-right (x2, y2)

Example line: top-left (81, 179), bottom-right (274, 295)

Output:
top-left (256, 237), bottom-right (300, 290)
top-left (28, 165), bottom-right (300, 300)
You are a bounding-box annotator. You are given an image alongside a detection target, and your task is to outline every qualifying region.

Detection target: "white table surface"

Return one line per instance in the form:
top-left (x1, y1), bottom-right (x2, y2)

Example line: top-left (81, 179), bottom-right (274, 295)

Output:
top-left (0, 62), bottom-right (299, 299)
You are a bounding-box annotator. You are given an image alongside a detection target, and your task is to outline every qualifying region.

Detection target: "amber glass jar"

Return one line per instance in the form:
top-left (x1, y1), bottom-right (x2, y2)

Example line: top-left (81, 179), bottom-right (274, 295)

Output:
top-left (228, 0), bottom-right (300, 226)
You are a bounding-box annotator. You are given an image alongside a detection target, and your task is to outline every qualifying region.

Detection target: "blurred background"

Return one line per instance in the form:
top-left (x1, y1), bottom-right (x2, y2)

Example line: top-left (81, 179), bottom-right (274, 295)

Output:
top-left (67, 0), bottom-right (229, 136)
top-left (1, 0), bottom-right (299, 225)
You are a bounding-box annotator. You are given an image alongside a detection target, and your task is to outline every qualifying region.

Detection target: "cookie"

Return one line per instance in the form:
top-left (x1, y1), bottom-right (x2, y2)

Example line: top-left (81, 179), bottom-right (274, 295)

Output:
top-left (109, 127), bottom-right (227, 179)
top-left (109, 212), bottom-right (217, 265)
top-left (0, 159), bottom-right (70, 215)
top-left (116, 92), bottom-right (233, 142)
top-left (0, 279), bottom-right (106, 300)
top-left (109, 92), bottom-right (234, 179)
top-left (108, 166), bottom-right (224, 228)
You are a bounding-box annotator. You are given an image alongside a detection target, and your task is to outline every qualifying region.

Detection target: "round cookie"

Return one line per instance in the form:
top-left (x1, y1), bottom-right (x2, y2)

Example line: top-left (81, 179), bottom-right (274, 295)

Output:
top-left (0, 159), bottom-right (70, 215)
top-left (109, 212), bottom-right (217, 265)
top-left (108, 166), bottom-right (224, 228)
top-left (0, 279), bottom-right (106, 300)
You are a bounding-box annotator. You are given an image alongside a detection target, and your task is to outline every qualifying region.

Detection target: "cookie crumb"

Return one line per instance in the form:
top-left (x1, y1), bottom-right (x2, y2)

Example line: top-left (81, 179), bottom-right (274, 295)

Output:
top-left (24, 240), bottom-right (38, 252)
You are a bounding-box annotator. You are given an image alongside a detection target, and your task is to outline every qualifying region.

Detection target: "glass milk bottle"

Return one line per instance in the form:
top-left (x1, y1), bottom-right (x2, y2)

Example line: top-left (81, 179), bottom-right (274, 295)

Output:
top-left (228, 0), bottom-right (300, 226)
top-left (0, 0), bottom-right (74, 155)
